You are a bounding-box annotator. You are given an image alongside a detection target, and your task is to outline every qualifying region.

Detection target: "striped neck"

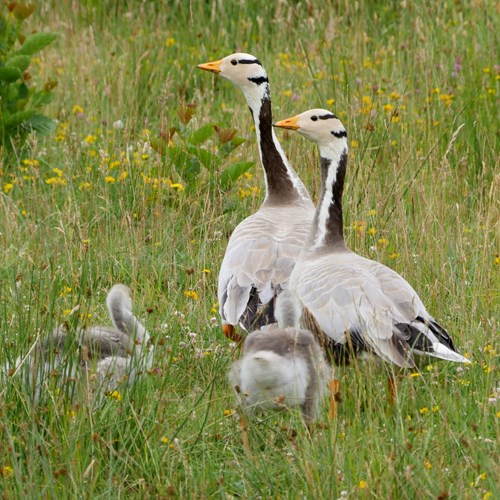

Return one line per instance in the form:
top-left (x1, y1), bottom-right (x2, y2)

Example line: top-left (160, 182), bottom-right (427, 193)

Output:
top-left (242, 84), bottom-right (312, 205)
top-left (308, 144), bottom-right (348, 249)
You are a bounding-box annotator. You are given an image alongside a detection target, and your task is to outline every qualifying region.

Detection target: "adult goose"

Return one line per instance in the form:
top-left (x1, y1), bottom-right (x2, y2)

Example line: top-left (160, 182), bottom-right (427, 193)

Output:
top-left (197, 53), bottom-right (315, 341)
top-left (273, 109), bottom-right (469, 368)
top-left (4, 284), bottom-right (153, 402)
top-left (229, 290), bottom-right (331, 422)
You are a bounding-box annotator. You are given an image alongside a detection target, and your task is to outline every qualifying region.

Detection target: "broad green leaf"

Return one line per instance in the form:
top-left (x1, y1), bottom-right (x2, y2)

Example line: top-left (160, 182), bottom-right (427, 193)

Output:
top-left (186, 145), bottom-right (220, 170)
top-left (187, 123), bottom-right (215, 145)
top-left (5, 55), bottom-right (31, 72)
top-left (32, 90), bottom-right (54, 108)
top-left (23, 114), bottom-right (57, 135)
top-left (0, 66), bottom-right (21, 82)
top-left (4, 109), bottom-right (35, 128)
top-left (16, 32), bottom-right (58, 56)
top-left (220, 161), bottom-right (255, 189)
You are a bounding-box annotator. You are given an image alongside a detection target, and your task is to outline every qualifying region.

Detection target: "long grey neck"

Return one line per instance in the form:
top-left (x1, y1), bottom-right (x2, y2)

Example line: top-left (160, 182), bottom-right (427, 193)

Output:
top-left (242, 84), bottom-right (312, 206)
top-left (307, 146), bottom-right (348, 250)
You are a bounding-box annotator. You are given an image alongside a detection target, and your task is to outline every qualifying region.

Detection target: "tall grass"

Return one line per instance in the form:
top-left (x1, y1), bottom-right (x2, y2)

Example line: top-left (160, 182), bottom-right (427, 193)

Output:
top-left (0, 0), bottom-right (498, 497)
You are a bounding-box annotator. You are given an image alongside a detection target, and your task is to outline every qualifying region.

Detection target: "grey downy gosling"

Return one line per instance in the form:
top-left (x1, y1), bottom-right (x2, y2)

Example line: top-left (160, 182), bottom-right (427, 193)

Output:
top-left (3, 284), bottom-right (153, 403)
top-left (228, 290), bottom-right (332, 422)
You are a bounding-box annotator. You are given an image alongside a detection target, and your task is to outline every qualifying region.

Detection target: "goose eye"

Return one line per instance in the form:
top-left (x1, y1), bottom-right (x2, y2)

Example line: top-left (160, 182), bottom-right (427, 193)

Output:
top-left (231, 59), bottom-right (237, 65)
top-left (311, 116), bottom-right (318, 121)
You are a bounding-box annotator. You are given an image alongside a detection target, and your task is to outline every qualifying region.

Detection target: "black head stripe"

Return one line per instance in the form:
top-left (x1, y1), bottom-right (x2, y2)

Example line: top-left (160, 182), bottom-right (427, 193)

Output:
top-left (319, 113), bottom-right (338, 120)
top-left (331, 130), bottom-right (347, 138)
top-left (238, 58), bottom-right (263, 66)
top-left (248, 76), bottom-right (269, 85)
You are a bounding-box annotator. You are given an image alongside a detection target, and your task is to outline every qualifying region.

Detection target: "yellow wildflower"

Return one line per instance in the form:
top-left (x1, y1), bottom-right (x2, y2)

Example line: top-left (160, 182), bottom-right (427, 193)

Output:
top-left (108, 390), bottom-right (122, 402)
top-left (388, 252), bottom-right (400, 259)
top-left (351, 140), bottom-right (359, 148)
top-left (161, 436), bottom-right (169, 444)
top-left (23, 159), bottom-right (39, 167)
top-left (223, 409), bottom-right (234, 417)
top-left (424, 459), bottom-right (432, 470)
top-left (368, 227), bottom-right (376, 236)
top-left (419, 407), bottom-right (429, 415)
top-left (378, 238), bottom-right (389, 246)
top-left (359, 480), bottom-right (367, 489)
top-left (383, 103), bottom-right (394, 113)
top-left (84, 135), bottom-right (97, 144)
top-left (104, 176), bottom-right (116, 183)
top-left (3, 183), bottom-right (14, 194)
top-left (0, 465), bottom-right (13, 478)
top-left (367, 209), bottom-right (377, 216)
top-left (72, 104), bottom-right (84, 115)
top-left (117, 171), bottom-right (128, 182)
top-left (410, 372), bottom-right (421, 378)
top-left (165, 37), bottom-right (176, 47)
top-left (283, 89), bottom-right (293, 97)
top-left (169, 182), bottom-right (185, 191)
top-left (389, 91), bottom-right (400, 100)
top-left (326, 98), bottom-right (335, 106)
top-left (184, 290), bottom-right (199, 300)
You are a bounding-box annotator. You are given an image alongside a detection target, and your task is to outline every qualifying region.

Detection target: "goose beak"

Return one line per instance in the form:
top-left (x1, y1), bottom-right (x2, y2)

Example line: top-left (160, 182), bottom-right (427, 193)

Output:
top-left (197, 59), bottom-right (223, 74)
top-left (273, 116), bottom-right (300, 130)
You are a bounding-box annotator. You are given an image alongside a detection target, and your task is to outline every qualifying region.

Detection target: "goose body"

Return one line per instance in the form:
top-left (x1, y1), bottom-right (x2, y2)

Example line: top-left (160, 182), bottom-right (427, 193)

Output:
top-left (229, 290), bottom-right (331, 422)
top-left (198, 54), bottom-right (315, 338)
top-left (4, 284), bottom-right (153, 402)
top-left (274, 110), bottom-right (468, 367)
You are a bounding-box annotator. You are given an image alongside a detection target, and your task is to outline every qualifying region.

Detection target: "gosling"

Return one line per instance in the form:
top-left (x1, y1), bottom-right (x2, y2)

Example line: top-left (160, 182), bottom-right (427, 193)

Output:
top-left (229, 290), bottom-right (331, 422)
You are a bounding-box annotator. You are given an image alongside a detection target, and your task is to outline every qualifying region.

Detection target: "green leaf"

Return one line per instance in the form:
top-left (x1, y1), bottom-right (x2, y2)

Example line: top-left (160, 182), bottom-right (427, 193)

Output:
top-left (5, 55), bottom-right (31, 72)
top-left (22, 114), bottom-right (57, 135)
top-left (31, 90), bottom-right (54, 108)
top-left (3, 109), bottom-right (35, 128)
top-left (0, 66), bottom-right (21, 82)
top-left (16, 32), bottom-right (58, 56)
top-left (187, 123), bottom-right (215, 145)
top-left (186, 145), bottom-right (220, 170)
top-left (220, 161), bottom-right (255, 189)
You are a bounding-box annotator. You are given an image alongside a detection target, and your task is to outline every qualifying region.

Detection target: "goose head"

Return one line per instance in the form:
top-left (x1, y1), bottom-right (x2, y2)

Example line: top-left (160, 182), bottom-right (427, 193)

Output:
top-left (198, 53), bottom-right (269, 92)
top-left (273, 109), bottom-right (347, 152)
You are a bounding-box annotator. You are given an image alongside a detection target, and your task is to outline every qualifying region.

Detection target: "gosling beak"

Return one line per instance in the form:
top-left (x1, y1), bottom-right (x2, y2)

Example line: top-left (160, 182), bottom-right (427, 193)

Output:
top-left (273, 115), bottom-right (300, 130)
top-left (197, 59), bottom-right (223, 74)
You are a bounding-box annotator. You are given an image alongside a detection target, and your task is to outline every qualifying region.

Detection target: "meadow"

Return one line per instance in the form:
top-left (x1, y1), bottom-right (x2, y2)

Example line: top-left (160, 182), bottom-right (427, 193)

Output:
top-left (0, 0), bottom-right (498, 497)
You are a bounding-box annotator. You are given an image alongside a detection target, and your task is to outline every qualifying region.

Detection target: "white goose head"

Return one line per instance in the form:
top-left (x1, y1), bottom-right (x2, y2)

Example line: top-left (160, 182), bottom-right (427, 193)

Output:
top-left (274, 109), bottom-right (349, 249)
top-left (198, 54), bottom-right (312, 204)
top-left (197, 53), bottom-right (269, 93)
top-left (274, 108), bottom-right (347, 156)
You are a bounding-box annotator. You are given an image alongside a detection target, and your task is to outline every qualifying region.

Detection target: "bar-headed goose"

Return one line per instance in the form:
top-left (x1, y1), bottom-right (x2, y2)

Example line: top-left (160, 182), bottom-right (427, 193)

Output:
top-left (3, 284), bottom-right (153, 402)
top-left (198, 54), bottom-right (315, 340)
top-left (273, 109), bottom-right (469, 368)
top-left (229, 290), bottom-right (331, 422)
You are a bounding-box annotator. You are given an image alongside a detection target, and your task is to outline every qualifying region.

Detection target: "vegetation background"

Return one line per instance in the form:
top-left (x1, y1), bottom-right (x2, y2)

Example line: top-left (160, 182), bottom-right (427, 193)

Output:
top-left (0, 0), bottom-right (498, 497)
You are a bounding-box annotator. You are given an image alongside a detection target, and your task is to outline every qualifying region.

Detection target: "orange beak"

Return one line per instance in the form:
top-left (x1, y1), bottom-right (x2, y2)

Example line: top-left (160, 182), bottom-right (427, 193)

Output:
top-left (197, 59), bottom-right (223, 74)
top-left (273, 115), bottom-right (300, 130)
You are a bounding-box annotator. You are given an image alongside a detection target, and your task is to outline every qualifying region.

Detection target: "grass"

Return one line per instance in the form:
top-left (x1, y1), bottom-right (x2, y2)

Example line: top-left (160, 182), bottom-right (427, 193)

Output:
top-left (0, 0), bottom-right (498, 497)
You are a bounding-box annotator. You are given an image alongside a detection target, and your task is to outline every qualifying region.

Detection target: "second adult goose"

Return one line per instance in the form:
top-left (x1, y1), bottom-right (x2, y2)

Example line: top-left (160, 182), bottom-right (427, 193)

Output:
top-left (198, 53), bottom-right (315, 340)
top-left (273, 109), bottom-right (469, 367)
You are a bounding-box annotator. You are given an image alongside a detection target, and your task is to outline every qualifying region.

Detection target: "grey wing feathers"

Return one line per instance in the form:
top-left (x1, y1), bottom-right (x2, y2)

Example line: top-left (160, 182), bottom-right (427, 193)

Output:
top-left (293, 251), bottom-right (467, 366)
top-left (219, 203), bottom-right (314, 329)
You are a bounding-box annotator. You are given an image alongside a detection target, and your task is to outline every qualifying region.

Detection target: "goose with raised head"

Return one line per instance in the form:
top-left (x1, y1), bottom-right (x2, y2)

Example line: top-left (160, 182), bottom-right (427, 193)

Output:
top-left (3, 284), bottom-right (153, 402)
top-left (198, 54), bottom-right (315, 340)
top-left (273, 109), bottom-right (469, 368)
top-left (229, 290), bottom-right (331, 422)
